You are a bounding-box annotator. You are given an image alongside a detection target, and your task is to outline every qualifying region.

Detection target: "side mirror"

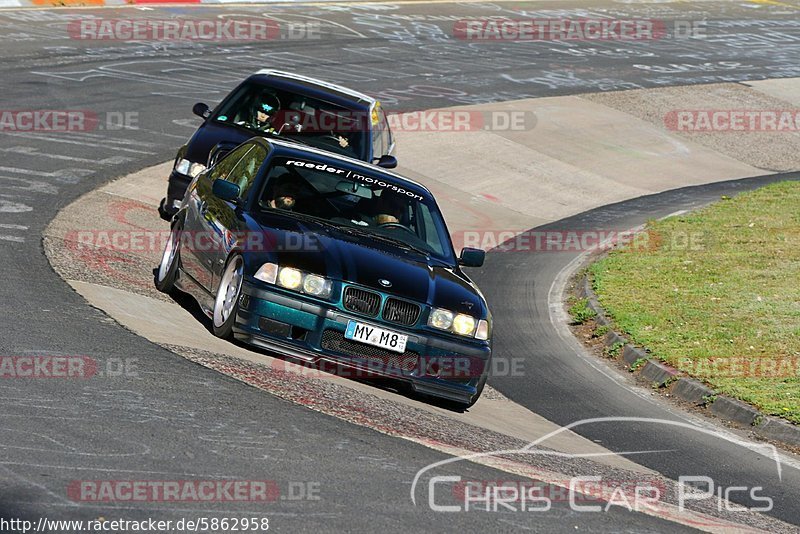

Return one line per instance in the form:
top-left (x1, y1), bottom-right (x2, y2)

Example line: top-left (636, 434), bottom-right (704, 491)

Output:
top-left (375, 155), bottom-right (398, 169)
top-left (212, 179), bottom-right (240, 203)
top-left (193, 102), bottom-right (211, 119)
top-left (459, 247), bottom-right (485, 268)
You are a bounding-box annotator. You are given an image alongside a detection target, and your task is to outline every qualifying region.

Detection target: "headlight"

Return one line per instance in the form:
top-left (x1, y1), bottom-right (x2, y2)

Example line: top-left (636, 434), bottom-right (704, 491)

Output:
top-left (452, 314), bottom-right (476, 336)
top-left (174, 158), bottom-right (190, 175)
top-left (277, 267), bottom-right (303, 290)
top-left (428, 308), bottom-right (454, 330)
top-left (428, 307), bottom-right (487, 339)
top-left (256, 264), bottom-right (333, 299)
top-left (188, 162), bottom-right (207, 178)
top-left (174, 158), bottom-right (207, 178)
top-left (303, 274), bottom-right (332, 298)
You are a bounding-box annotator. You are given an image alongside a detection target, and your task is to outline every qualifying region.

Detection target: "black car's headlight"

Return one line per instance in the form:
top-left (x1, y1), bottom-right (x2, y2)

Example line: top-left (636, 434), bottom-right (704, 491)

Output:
top-left (254, 263), bottom-right (332, 299)
top-left (174, 158), bottom-right (207, 178)
top-left (428, 307), bottom-right (490, 340)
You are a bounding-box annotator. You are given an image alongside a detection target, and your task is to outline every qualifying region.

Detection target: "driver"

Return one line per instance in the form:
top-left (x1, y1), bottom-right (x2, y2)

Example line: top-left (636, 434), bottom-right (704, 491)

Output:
top-left (373, 194), bottom-right (406, 226)
top-left (251, 93), bottom-right (280, 133)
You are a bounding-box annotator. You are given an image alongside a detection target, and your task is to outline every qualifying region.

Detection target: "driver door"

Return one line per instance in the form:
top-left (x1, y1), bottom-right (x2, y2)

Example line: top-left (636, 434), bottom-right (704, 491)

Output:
top-left (182, 142), bottom-right (254, 291)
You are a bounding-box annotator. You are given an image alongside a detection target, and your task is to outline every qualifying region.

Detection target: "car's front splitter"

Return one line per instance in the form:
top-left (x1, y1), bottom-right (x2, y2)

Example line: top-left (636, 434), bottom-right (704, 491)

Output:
top-left (233, 281), bottom-right (491, 404)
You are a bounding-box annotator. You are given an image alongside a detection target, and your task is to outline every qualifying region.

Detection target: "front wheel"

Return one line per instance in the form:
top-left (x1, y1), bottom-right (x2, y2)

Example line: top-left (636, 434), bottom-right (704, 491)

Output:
top-left (213, 254), bottom-right (244, 339)
top-left (155, 222), bottom-right (182, 293)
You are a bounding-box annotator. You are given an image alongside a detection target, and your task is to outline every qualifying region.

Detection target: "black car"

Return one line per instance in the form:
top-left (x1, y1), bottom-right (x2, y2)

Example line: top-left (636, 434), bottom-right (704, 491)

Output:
top-left (156, 137), bottom-right (492, 407)
top-left (159, 70), bottom-right (397, 220)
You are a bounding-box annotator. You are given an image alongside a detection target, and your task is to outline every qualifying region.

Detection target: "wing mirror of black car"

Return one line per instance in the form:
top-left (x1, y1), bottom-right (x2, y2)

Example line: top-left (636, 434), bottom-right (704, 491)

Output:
top-left (375, 155), bottom-right (398, 169)
top-left (212, 179), bottom-right (241, 204)
top-left (193, 102), bottom-right (211, 119)
top-left (459, 247), bottom-right (485, 268)
top-left (335, 181), bottom-right (373, 199)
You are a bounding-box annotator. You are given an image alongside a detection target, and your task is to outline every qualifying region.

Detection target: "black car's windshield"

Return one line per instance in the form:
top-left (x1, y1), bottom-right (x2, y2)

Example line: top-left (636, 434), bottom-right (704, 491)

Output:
top-left (212, 81), bottom-right (369, 160)
top-left (257, 157), bottom-right (456, 264)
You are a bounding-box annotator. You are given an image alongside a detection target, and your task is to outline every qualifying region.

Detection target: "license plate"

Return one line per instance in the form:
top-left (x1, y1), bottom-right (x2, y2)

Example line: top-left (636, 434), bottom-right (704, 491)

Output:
top-left (345, 321), bottom-right (408, 353)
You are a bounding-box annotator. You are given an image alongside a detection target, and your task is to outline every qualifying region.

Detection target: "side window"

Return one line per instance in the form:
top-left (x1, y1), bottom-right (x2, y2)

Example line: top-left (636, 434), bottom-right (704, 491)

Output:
top-left (225, 144), bottom-right (268, 199)
top-left (208, 143), bottom-right (253, 182)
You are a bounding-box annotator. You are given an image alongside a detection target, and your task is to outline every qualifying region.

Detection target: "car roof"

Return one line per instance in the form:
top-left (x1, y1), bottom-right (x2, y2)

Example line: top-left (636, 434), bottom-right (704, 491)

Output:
top-left (252, 70), bottom-right (376, 110)
top-left (252, 137), bottom-right (432, 198)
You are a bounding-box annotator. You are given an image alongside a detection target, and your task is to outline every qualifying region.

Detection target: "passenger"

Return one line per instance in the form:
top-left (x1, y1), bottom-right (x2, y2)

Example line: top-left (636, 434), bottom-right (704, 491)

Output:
top-left (267, 180), bottom-right (301, 211)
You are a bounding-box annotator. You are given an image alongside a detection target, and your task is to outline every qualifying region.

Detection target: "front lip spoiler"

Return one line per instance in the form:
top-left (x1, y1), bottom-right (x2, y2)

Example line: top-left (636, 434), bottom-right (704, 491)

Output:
top-left (232, 329), bottom-right (478, 405)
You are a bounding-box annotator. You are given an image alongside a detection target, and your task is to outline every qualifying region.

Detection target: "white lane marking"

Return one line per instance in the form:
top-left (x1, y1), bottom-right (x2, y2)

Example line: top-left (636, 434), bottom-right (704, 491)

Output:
top-left (0, 166), bottom-right (92, 184)
top-left (0, 224), bottom-right (27, 230)
top-left (0, 235), bottom-right (24, 243)
top-left (0, 199), bottom-right (32, 213)
top-left (1, 132), bottom-right (154, 155)
top-left (660, 209), bottom-right (688, 220)
top-left (0, 147), bottom-right (132, 166)
top-left (0, 175), bottom-right (59, 195)
top-left (65, 131), bottom-right (159, 148)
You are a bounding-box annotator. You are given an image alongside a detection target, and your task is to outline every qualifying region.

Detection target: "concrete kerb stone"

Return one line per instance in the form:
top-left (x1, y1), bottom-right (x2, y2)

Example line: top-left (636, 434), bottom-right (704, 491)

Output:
top-left (577, 274), bottom-right (800, 447)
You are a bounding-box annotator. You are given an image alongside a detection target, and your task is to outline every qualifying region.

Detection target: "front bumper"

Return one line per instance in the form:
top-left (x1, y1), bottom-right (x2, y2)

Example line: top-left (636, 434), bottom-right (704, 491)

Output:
top-left (233, 281), bottom-right (492, 405)
top-left (159, 170), bottom-right (192, 221)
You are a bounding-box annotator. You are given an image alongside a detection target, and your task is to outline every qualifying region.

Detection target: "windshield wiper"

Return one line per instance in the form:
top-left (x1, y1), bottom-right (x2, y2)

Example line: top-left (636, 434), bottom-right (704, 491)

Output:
top-left (334, 224), bottom-right (431, 258)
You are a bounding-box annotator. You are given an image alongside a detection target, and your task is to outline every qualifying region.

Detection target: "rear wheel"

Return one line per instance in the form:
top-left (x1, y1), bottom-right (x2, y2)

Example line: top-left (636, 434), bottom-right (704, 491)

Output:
top-left (213, 254), bottom-right (244, 339)
top-left (155, 222), bottom-right (182, 293)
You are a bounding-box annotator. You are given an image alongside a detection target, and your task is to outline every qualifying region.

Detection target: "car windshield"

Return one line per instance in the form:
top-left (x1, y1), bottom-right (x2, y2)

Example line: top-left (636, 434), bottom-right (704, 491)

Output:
top-left (257, 157), bottom-right (456, 264)
top-left (212, 81), bottom-right (369, 160)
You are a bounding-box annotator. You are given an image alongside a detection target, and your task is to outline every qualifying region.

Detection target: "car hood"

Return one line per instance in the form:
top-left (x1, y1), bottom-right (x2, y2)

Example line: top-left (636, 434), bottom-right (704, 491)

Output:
top-left (245, 213), bottom-right (486, 317)
top-left (186, 122), bottom-right (256, 164)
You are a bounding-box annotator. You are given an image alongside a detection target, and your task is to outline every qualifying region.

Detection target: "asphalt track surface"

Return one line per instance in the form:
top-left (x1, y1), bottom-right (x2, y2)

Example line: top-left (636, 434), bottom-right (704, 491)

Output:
top-left (1, 0), bottom-right (800, 531)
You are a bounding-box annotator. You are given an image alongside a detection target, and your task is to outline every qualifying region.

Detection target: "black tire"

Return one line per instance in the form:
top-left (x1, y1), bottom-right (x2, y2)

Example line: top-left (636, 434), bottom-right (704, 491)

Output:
top-left (212, 254), bottom-right (244, 339)
top-left (155, 221), bottom-right (182, 293)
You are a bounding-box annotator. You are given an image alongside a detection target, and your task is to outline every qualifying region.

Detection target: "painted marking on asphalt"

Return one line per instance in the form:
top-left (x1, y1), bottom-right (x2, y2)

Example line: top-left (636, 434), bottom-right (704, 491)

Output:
top-left (0, 132), bottom-right (154, 154)
top-left (0, 147), bottom-right (133, 165)
top-left (66, 131), bottom-right (160, 148)
top-left (0, 166), bottom-right (93, 184)
top-left (0, 224), bottom-right (27, 230)
top-left (0, 198), bottom-right (32, 213)
top-left (0, 175), bottom-right (59, 194)
top-left (660, 210), bottom-right (688, 220)
top-left (0, 235), bottom-right (25, 242)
